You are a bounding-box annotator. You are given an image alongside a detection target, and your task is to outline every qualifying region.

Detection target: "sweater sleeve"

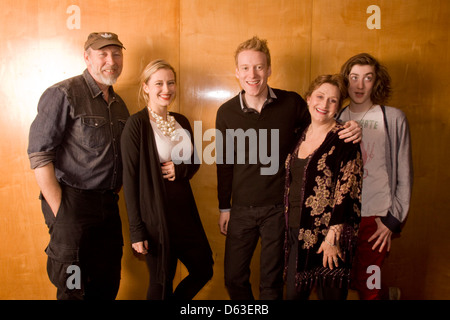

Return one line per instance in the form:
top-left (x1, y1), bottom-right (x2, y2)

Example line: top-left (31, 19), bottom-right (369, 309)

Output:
top-left (121, 116), bottom-right (148, 243)
top-left (215, 106), bottom-right (234, 210)
top-left (382, 110), bottom-right (413, 233)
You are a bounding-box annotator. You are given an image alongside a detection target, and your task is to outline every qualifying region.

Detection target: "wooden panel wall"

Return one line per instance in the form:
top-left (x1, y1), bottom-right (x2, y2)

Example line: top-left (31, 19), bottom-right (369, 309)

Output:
top-left (0, 0), bottom-right (448, 300)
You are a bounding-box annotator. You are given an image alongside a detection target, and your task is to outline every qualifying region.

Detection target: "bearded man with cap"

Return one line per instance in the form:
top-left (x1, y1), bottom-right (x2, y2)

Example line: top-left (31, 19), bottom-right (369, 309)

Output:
top-left (28, 32), bottom-right (129, 300)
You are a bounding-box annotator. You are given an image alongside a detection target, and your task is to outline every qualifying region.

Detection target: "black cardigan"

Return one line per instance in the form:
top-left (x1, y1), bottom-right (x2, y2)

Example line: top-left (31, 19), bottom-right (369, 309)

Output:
top-left (120, 107), bottom-right (205, 288)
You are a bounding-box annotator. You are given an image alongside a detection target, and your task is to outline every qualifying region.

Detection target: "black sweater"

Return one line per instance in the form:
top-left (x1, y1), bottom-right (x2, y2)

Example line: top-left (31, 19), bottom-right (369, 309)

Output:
top-left (215, 88), bottom-right (309, 209)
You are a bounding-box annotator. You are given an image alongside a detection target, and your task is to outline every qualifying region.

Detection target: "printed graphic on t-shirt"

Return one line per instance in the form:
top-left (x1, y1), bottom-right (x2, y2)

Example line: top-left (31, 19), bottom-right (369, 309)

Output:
top-left (339, 106), bottom-right (391, 216)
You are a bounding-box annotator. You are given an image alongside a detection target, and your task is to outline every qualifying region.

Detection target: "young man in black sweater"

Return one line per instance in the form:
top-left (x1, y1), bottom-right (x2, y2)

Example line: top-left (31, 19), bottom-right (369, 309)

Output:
top-left (216, 36), bottom-right (361, 300)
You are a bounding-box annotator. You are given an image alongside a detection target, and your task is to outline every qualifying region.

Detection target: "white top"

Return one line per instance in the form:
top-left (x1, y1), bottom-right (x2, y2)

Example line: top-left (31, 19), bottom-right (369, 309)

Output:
top-left (340, 105), bottom-right (391, 217)
top-left (150, 119), bottom-right (193, 163)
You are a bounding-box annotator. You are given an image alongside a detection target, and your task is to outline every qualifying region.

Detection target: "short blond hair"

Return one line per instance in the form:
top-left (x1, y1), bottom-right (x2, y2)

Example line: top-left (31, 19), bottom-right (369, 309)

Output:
top-left (234, 36), bottom-right (271, 67)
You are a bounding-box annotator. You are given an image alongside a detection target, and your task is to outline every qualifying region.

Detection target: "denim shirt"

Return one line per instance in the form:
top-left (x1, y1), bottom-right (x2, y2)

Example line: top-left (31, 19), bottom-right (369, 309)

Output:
top-left (28, 69), bottom-right (130, 191)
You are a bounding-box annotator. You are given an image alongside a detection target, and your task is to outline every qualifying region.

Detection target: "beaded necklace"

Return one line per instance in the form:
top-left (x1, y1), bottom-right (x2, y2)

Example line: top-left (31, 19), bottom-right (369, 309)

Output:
top-left (148, 107), bottom-right (178, 141)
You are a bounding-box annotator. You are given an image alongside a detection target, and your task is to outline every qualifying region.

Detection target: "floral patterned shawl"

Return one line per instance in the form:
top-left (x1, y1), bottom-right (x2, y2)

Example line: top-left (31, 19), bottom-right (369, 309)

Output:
top-left (284, 122), bottom-right (363, 289)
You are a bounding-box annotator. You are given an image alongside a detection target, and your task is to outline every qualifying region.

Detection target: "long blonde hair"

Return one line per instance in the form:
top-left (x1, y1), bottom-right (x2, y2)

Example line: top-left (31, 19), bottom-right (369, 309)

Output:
top-left (139, 59), bottom-right (177, 107)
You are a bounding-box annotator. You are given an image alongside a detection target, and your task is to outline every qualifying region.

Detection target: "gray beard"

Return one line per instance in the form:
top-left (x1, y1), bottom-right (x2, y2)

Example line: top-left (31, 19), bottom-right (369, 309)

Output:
top-left (97, 73), bottom-right (118, 86)
top-left (87, 61), bottom-right (120, 86)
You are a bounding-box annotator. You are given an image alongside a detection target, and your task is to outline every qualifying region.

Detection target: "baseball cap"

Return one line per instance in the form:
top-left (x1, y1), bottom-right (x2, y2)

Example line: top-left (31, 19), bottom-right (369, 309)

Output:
top-left (84, 32), bottom-right (125, 50)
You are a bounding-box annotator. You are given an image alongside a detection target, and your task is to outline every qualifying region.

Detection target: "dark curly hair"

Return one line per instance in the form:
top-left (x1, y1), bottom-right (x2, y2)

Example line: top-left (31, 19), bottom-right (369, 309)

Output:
top-left (340, 53), bottom-right (391, 105)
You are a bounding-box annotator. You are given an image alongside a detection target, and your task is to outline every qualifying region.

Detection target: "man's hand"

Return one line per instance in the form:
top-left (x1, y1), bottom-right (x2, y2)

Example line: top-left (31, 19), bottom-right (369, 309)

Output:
top-left (218, 211), bottom-right (230, 235)
top-left (368, 217), bottom-right (392, 252)
top-left (132, 240), bottom-right (149, 255)
top-left (339, 120), bottom-right (362, 143)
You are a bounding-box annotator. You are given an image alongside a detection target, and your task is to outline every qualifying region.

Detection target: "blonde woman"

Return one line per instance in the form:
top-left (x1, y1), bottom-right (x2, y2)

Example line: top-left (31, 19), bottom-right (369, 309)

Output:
top-left (121, 59), bottom-right (213, 300)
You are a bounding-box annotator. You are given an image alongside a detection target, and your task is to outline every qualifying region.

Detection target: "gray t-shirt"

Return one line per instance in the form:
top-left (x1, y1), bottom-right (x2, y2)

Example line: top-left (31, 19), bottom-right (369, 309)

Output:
top-left (339, 105), bottom-right (391, 217)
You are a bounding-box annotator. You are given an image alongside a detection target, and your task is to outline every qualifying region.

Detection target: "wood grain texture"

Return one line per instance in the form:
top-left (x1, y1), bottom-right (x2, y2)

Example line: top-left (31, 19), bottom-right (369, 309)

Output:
top-left (0, 0), bottom-right (448, 299)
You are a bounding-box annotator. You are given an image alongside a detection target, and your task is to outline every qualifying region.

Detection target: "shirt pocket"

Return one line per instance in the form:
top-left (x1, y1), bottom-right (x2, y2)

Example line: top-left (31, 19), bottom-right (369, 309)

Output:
top-left (118, 118), bottom-right (127, 133)
top-left (81, 116), bottom-right (108, 149)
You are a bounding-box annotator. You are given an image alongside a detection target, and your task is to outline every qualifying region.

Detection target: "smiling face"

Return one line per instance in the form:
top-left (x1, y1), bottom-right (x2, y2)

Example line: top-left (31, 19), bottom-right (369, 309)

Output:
top-left (235, 49), bottom-right (272, 99)
top-left (143, 68), bottom-right (176, 111)
top-left (306, 83), bottom-right (341, 125)
top-left (84, 45), bottom-right (123, 86)
top-left (348, 64), bottom-right (375, 107)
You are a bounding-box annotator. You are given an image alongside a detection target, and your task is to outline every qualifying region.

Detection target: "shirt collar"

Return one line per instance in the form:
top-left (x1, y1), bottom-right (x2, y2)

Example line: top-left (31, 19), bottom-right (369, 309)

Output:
top-left (239, 86), bottom-right (277, 113)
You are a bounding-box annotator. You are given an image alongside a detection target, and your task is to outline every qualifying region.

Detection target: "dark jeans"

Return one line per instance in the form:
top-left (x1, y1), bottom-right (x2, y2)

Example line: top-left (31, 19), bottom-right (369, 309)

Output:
top-left (41, 184), bottom-right (123, 300)
top-left (286, 227), bottom-right (348, 300)
top-left (224, 205), bottom-right (285, 300)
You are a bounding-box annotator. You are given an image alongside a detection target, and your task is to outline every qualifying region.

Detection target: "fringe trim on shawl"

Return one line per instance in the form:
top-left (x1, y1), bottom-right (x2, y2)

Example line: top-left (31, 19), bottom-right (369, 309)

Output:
top-left (295, 266), bottom-right (350, 291)
top-left (294, 224), bottom-right (358, 291)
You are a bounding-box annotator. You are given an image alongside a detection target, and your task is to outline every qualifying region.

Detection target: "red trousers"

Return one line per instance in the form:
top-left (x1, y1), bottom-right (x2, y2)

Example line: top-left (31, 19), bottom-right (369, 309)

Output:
top-left (351, 216), bottom-right (389, 300)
